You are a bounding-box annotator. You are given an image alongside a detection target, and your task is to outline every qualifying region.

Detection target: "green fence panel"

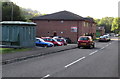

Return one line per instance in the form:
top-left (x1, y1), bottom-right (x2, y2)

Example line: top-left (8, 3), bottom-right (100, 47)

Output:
top-left (0, 21), bottom-right (36, 47)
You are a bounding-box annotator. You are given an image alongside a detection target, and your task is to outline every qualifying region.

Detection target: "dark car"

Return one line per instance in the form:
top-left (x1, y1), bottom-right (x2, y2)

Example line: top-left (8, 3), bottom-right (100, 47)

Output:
top-left (35, 38), bottom-right (54, 47)
top-left (78, 36), bottom-right (95, 48)
top-left (64, 37), bottom-right (72, 43)
top-left (98, 35), bottom-right (111, 42)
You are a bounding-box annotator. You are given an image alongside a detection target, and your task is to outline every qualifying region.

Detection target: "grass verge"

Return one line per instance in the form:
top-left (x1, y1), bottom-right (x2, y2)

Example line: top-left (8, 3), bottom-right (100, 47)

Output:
top-left (0, 48), bottom-right (32, 54)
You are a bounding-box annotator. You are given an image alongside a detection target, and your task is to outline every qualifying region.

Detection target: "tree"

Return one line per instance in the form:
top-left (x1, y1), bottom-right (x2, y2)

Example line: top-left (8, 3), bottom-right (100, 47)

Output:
top-left (20, 8), bottom-right (41, 22)
top-left (94, 17), bottom-right (114, 33)
top-left (2, 2), bottom-right (26, 21)
top-left (111, 17), bottom-right (120, 34)
top-left (94, 18), bottom-right (101, 26)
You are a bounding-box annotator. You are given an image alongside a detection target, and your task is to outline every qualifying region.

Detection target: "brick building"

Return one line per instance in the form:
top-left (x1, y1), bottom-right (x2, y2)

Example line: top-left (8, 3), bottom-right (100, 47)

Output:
top-left (31, 11), bottom-right (96, 43)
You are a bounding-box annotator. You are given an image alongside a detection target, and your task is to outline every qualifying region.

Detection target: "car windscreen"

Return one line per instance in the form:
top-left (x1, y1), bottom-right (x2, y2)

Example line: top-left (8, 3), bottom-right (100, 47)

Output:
top-left (39, 39), bottom-right (45, 42)
top-left (36, 38), bottom-right (45, 42)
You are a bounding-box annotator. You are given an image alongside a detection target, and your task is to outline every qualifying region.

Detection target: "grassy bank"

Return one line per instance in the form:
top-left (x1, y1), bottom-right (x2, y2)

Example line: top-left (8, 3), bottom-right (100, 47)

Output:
top-left (0, 48), bottom-right (32, 54)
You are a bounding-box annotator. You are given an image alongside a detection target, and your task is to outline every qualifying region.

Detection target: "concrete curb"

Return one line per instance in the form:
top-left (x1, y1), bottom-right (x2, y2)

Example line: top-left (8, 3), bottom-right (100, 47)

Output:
top-left (2, 46), bottom-right (77, 65)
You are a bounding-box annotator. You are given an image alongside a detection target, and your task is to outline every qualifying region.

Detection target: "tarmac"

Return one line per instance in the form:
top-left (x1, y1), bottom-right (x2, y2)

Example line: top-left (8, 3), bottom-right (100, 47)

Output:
top-left (2, 44), bottom-right (77, 65)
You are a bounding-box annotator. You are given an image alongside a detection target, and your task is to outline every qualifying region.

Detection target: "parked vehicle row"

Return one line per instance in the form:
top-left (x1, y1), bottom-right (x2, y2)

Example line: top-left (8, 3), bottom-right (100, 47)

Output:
top-left (41, 37), bottom-right (63, 46)
top-left (35, 36), bottom-right (67, 47)
top-left (35, 38), bottom-right (54, 47)
top-left (36, 34), bottom-right (111, 49)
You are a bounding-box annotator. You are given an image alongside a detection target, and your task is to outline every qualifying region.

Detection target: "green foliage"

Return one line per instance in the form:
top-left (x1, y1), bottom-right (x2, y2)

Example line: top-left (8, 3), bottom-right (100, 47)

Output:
top-left (94, 17), bottom-right (114, 33)
top-left (2, 2), bottom-right (26, 21)
top-left (111, 17), bottom-right (120, 34)
top-left (2, 2), bottom-right (41, 21)
top-left (94, 18), bottom-right (101, 26)
top-left (20, 8), bottom-right (41, 22)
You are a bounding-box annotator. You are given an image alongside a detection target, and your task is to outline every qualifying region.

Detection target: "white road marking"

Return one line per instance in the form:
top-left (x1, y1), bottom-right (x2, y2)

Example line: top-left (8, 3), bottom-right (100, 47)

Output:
top-left (65, 56), bottom-right (85, 68)
top-left (109, 43), bottom-right (112, 44)
top-left (41, 74), bottom-right (50, 79)
top-left (89, 50), bottom-right (98, 55)
top-left (106, 44), bottom-right (109, 47)
top-left (100, 47), bottom-right (105, 50)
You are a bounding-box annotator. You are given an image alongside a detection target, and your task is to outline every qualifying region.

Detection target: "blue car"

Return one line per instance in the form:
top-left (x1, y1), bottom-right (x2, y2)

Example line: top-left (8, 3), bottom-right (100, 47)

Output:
top-left (35, 38), bottom-right (54, 47)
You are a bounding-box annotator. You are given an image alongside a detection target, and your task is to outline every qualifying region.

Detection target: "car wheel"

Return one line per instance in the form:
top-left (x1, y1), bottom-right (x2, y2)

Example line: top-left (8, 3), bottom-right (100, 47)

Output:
top-left (78, 46), bottom-right (81, 48)
top-left (89, 45), bottom-right (94, 49)
top-left (89, 45), bottom-right (92, 49)
top-left (44, 45), bottom-right (48, 48)
top-left (92, 44), bottom-right (95, 48)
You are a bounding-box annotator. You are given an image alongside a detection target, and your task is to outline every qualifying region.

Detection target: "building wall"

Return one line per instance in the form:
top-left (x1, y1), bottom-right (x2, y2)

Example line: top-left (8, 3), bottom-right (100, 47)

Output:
top-left (33, 20), bottom-right (96, 42)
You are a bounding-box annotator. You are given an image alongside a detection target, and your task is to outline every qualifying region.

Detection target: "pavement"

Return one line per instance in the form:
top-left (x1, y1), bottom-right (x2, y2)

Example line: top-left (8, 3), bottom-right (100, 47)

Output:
top-left (2, 44), bottom-right (77, 65)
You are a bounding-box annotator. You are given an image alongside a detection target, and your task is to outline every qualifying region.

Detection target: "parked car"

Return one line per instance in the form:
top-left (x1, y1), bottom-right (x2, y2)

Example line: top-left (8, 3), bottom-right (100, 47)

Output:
top-left (98, 35), bottom-right (111, 42)
top-left (53, 36), bottom-right (63, 38)
top-left (35, 38), bottom-right (54, 47)
top-left (54, 38), bottom-right (67, 45)
top-left (64, 37), bottom-right (72, 43)
top-left (114, 34), bottom-right (120, 37)
top-left (41, 37), bottom-right (63, 46)
top-left (105, 33), bottom-right (111, 36)
top-left (77, 36), bottom-right (95, 48)
top-left (53, 36), bottom-right (71, 45)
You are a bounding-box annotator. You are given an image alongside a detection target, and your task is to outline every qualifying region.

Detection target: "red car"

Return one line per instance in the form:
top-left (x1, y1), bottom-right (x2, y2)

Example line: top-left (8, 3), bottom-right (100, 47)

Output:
top-left (54, 38), bottom-right (67, 45)
top-left (41, 37), bottom-right (63, 46)
top-left (77, 36), bottom-right (95, 48)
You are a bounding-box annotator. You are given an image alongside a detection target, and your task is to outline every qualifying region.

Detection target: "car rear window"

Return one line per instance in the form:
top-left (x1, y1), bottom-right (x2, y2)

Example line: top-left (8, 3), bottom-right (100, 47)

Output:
top-left (56, 39), bottom-right (63, 42)
top-left (43, 38), bottom-right (53, 41)
top-left (79, 37), bottom-right (89, 40)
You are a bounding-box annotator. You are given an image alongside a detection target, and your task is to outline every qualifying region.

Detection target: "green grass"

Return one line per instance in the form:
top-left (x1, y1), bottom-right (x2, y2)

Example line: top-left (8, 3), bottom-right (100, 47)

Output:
top-left (0, 48), bottom-right (32, 54)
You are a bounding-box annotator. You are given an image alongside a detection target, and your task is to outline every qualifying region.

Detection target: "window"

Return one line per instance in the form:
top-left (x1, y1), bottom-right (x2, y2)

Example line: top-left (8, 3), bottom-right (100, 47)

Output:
top-left (83, 22), bottom-right (86, 27)
top-left (87, 23), bottom-right (89, 27)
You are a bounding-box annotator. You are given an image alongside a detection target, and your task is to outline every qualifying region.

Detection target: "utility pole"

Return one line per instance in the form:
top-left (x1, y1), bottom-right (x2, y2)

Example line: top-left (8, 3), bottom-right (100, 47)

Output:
top-left (11, 2), bottom-right (13, 21)
top-left (7, 2), bottom-right (13, 21)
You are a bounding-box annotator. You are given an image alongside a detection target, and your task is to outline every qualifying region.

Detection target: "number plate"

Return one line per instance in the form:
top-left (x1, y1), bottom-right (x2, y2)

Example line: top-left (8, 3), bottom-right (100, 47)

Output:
top-left (81, 43), bottom-right (86, 45)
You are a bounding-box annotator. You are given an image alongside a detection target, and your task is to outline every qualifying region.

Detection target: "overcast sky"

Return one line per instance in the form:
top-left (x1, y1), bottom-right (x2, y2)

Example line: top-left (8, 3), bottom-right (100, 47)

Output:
top-left (11, 0), bottom-right (119, 19)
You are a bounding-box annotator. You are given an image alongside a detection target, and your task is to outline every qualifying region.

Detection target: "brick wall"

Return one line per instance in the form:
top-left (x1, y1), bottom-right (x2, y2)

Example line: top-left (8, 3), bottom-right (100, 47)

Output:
top-left (33, 20), bottom-right (96, 42)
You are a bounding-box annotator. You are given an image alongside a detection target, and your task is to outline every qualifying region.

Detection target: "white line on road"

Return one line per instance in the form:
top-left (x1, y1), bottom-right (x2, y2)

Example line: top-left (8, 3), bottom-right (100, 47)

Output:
top-left (89, 50), bottom-right (98, 55)
top-left (105, 42), bottom-right (112, 47)
top-left (109, 43), bottom-right (112, 44)
top-left (100, 47), bottom-right (105, 50)
top-left (106, 44), bottom-right (109, 47)
top-left (41, 74), bottom-right (50, 79)
top-left (65, 56), bottom-right (85, 68)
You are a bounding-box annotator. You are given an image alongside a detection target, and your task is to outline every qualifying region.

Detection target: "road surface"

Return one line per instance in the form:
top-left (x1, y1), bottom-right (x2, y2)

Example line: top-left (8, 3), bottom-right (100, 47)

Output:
top-left (2, 37), bottom-right (119, 78)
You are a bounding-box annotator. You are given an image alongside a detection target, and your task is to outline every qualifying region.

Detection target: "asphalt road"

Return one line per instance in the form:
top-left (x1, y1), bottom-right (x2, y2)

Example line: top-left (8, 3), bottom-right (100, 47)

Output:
top-left (2, 37), bottom-right (119, 78)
